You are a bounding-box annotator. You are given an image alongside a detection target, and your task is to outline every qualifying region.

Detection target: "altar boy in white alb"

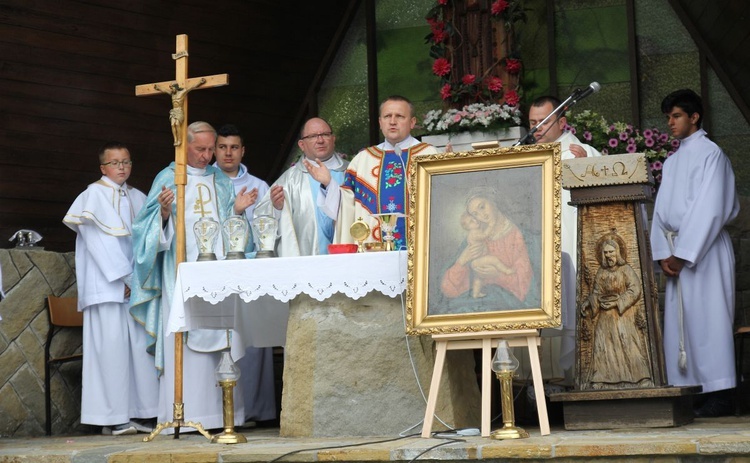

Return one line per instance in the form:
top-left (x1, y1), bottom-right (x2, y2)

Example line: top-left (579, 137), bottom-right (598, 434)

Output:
top-left (651, 89), bottom-right (739, 417)
top-left (63, 142), bottom-right (158, 435)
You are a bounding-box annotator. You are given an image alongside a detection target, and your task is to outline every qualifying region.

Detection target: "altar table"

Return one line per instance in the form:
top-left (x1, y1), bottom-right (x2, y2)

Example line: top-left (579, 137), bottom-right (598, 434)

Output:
top-left (168, 251), bottom-right (481, 437)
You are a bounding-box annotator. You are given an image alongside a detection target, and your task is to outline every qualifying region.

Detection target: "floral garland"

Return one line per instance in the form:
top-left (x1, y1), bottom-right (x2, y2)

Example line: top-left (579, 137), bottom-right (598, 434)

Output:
top-left (422, 0), bottom-right (526, 135)
top-left (566, 110), bottom-right (680, 188)
top-left (425, 0), bottom-right (526, 105)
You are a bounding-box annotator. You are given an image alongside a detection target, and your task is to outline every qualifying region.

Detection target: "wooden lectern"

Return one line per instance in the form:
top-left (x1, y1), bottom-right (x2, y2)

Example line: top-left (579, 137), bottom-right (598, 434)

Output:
top-left (550, 153), bottom-right (700, 430)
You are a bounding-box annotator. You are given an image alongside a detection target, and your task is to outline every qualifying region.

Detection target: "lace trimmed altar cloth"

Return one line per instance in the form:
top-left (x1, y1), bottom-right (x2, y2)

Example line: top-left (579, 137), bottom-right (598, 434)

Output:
top-left (167, 251), bottom-right (408, 348)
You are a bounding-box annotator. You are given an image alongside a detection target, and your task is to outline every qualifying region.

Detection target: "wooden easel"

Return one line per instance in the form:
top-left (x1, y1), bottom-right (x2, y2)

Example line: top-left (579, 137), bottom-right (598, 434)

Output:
top-left (421, 329), bottom-right (550, 437)
top-left (135, 34), bottom-right (228, 441)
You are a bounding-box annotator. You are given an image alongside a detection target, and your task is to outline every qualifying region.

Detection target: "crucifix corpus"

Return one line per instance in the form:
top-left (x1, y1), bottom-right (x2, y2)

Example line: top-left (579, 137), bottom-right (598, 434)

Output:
top-left (135, 33), bottom-right (228, 441)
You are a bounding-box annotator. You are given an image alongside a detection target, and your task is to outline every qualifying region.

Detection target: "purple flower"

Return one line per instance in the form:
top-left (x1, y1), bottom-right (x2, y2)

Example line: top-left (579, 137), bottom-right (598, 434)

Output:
top-left (601, 148), bottom-right (609, 155)
top-left (671, 139), bottom-right (680, 148)
top-left (643, 129), bottom-right (653, 138)
top-left (619, 131), bottom-right (629, 141)
top-left (583, 131), bottom-right (592, 141)
top-left (608, 138), bottom-right (619, 148)
top-left (650, 161), bottom-right (663, 171)
top-left (645, 138), bottom-right (654, 147)
top-left (667, 150), bottom-right (674, 157)
top-left (659, 133), bottom-right (669, 143)
top-left (609, 124), bottom-right (616, 131)
top-left (569, 126), bottom-right (577, 135)
top-left (655, 173), bottom-right (662, 183)
top-left (626, 144), bottom-right (636, 153)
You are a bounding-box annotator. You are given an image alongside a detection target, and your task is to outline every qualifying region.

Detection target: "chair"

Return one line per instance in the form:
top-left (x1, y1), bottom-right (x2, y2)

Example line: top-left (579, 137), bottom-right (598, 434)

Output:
top-left (44, 295), bottom-right (83, 436)
top-left (735, 326), bottom-right (750, 416)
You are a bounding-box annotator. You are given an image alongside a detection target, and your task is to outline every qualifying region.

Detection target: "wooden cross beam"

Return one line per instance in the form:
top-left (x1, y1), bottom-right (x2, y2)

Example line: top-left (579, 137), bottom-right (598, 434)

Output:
top-left (135, 34), bottom-right (228, 442)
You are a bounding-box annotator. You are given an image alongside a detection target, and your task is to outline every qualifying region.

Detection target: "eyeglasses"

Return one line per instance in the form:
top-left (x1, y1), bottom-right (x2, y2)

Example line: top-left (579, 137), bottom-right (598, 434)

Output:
top-left (300, 132), bottom-right (333, 141)
top-left (101, 160), bottom-right (133, 168)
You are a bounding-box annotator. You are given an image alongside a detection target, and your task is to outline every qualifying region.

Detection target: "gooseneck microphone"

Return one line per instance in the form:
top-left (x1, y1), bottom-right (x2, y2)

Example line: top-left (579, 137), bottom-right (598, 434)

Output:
top-left (514, 81), bottom-right (602, 146)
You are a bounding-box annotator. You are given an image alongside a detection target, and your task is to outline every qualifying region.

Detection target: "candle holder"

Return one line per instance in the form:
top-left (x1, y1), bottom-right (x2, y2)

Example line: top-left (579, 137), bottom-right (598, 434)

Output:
top-left (193, 217), bottom-right (220, 261)
top-left (211, 350), bottom-right (247, 444)
top-left (222, 215), bottom-right (249, 260)
top-left (490, 340), bottom-right (529, 440)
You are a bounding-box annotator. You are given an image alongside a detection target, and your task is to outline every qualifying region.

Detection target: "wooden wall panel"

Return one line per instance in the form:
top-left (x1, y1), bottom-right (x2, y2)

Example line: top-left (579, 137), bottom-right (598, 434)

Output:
top-left (0, 0), bottom-right (350, 252)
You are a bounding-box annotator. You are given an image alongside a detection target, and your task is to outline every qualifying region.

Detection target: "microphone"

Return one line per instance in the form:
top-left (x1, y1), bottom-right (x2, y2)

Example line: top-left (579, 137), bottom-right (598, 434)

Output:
top-left (572, 82), bottom-right (601, 103)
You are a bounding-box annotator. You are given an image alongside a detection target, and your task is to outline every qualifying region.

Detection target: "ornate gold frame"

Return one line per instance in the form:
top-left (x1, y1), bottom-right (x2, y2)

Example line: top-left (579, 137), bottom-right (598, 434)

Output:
top-left (406, 144), bottom-right (562, 335)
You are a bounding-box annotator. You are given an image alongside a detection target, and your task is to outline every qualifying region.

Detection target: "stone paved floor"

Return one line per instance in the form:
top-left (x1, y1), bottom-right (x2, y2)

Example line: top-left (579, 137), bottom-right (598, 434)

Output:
top-left (2, 416), bottom-right (750, 463)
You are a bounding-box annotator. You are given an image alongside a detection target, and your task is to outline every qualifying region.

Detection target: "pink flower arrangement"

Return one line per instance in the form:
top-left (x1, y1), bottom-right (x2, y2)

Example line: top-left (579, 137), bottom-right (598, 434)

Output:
top-left (566, 110), bottom-right (679, 190)
top-left (491, 0), bottom-right (509, 15)
top-left (505, 58), bottom-right (522, 74)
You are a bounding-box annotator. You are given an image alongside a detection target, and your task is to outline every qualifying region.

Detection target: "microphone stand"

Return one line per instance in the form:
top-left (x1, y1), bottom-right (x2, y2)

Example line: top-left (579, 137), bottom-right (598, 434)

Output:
top-left (513, 90), bottom-right (581, 146)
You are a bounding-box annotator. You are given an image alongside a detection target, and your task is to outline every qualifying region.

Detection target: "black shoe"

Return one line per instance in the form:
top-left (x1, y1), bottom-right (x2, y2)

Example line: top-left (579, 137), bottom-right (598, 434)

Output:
top-left (694, 395), bottom-right (734, 418)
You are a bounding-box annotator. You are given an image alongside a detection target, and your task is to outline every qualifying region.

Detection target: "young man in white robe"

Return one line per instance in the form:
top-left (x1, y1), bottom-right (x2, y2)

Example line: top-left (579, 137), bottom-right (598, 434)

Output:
top-left (320, 96), bottom-right (437, 248)
top-left (131, 122), bottom-right (257, 433)
top-left (213, 123), bottom-right (276, 425)
top-left (255, 117), bottom-right (349, 256)
top-left (529, 96), bottom-right (602, 386)
top-left (63, 142), bottom-right (158, 435)
top-left (651, 89), bottom-right (739, 417)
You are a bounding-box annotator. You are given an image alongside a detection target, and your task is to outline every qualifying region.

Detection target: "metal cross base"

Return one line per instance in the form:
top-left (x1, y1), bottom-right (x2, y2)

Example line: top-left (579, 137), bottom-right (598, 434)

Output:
top-left (143, 403), bottom-right (211, 442)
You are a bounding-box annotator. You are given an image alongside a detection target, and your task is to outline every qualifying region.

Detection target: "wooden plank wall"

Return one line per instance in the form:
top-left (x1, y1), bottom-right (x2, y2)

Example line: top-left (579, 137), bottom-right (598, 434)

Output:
top-left (0, 0), bottom-right (349, 252)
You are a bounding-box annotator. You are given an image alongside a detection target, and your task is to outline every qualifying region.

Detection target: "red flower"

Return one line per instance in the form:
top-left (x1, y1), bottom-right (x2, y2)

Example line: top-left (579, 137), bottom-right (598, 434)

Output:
top-left (438, 0), bottom-right (448, 4)
top-left (505, 58), bottom-right (522, 74)
top-left (504, 89), bottom-right (520, 106)
top-left (486, 76), bottom-right (503, 93)
top-left (440, 84), bottom-right (452, 100)
top-left (432, 28), bottom-right (447, 43)
top-left (491, 0), bottom-right (509, 15)
top-left (432, 58), bottom-right (451, 77)
top-left (461, 74), bottom-right (476, 85)
top-left (388, 178), bottom-right (397, 185)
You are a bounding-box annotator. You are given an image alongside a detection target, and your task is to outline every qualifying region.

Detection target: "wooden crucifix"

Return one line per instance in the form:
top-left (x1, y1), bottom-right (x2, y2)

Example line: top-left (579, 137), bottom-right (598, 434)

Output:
top-left (135, 34), bottom-right (228, 441)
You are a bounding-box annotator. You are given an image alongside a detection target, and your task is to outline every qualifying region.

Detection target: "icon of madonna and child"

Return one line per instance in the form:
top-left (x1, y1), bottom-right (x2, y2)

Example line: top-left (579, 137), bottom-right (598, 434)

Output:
top-left (428, 175), bottom-right (542, 315)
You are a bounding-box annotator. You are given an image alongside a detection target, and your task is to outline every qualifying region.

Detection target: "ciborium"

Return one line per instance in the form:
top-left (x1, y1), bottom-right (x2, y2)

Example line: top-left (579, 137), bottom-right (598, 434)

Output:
top-left (251, 215), bottom-right (279, 258)
top-left (193, 216), bottom-right (220, 261)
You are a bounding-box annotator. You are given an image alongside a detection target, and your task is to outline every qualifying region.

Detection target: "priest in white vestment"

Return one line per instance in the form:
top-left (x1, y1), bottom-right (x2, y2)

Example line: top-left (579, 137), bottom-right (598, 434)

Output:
top-left (131, 122), bottom-right (257, 433)
top-left (63, 142), bottom-right (158, 435)
top-left (651, 89), bottom-right (739, 417)
top-left (529, 96), bottom-right (602, 386)
top-left (255, 117), bottom-right (349, 257)
top-left (321, 96), bottom-right (437, 248)
top-left (213, 123), bottom-right (276, 423)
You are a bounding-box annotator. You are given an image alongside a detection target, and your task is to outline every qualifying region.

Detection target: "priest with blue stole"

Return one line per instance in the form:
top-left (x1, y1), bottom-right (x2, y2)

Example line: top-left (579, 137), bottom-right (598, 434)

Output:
top-left (255, 117), bottom-right (348, 256)
top-left (321, 96), bottom-right (437, 248)
top-left (130, 121), bottom-right (256, 433)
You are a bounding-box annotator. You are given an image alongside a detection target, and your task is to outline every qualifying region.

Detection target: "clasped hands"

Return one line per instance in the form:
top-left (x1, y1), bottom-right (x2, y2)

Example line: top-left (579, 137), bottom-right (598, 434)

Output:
top-left (660, 255), bottom-right (685, 277)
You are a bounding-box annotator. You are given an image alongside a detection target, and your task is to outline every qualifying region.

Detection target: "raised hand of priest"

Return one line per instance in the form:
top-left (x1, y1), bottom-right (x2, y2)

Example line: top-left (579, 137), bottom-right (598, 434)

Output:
top-left (270, 185), bottom-right (285, 211)
top-left (303, 158), bottom-right (332, 187)
top-left (234, 186), bottom-right (259, 215)
top-left (158, 186), bottom-right (175, 220)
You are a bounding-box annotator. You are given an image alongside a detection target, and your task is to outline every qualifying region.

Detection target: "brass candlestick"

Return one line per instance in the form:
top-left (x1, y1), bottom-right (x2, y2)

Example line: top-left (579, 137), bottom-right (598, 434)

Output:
top-left (211, 350), bottom-right (247, 444)
top-left (490, 340), bottom-right (529, 440)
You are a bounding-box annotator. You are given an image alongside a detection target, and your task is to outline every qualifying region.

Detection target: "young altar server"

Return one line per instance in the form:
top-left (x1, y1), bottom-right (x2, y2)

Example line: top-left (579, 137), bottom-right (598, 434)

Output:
top-left (63, 142), bottom-right (158, 435)
top-left (651, 89), bottom-right (739, 417)
top-left (213, 123), bottom-right (277, 424)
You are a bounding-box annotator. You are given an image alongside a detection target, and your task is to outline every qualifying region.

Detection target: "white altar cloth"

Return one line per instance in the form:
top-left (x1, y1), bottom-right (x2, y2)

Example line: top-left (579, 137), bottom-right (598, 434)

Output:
top-left (167, 251), bottom-right (408, 348)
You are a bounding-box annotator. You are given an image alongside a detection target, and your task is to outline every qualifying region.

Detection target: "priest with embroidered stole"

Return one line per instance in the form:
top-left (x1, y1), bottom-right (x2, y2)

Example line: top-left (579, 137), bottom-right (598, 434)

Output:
top-left (255, 117), bottom-right (348, 256)
top-left (64, 142), bottom-right (158, 435)
top-left (321, 96), bottom-right (437, 249)
top-left (130, 121), bottom-right (256, 433)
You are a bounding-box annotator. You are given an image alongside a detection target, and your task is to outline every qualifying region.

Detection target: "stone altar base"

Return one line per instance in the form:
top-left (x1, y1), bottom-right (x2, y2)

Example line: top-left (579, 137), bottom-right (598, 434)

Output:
top-left (280, 291), bottom-right (481, 437)
top-left (550, 386), bottom-right (701, 430)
